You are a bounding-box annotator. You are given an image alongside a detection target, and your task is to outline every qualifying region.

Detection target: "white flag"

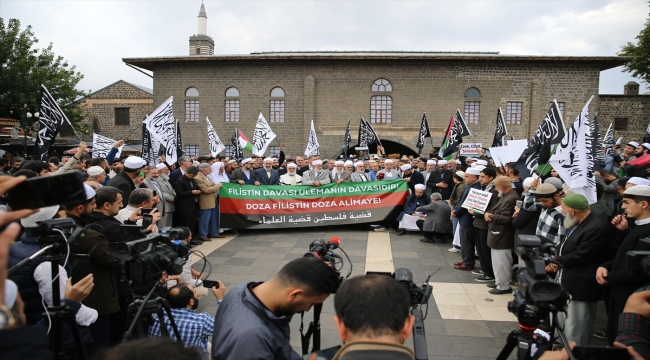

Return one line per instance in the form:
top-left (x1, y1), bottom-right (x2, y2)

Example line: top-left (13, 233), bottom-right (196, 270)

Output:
top-left (304, 120), bottom-right (320, 156)
top-left (252, 112), bottom-right (277, 156)
top-left (549, 96), bottom-right (597, 204)
top-left (142, 96), bottom-right (177, 165)
top-left (206, 117), bottom-right (226, 156)
top-left (92, 133), bottom-right (123, 159)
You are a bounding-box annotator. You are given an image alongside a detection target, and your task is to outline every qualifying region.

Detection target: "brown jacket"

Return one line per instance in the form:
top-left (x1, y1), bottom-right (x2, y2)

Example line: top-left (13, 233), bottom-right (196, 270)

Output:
top-left (332, 341), bottom-right (415, 360)
top-left (195, 172), bottom-right (221, 210)
top-left (487, 189), bottom-right (519, 249)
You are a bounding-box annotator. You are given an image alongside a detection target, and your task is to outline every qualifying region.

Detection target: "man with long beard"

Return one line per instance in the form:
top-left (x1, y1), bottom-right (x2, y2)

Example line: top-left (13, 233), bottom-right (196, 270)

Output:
top-left (546, 194), bottom-right (608, 346)
top-left (279, 163), bottom-right (302, 185)
top-left (330, 160), bottom-right (351, 184)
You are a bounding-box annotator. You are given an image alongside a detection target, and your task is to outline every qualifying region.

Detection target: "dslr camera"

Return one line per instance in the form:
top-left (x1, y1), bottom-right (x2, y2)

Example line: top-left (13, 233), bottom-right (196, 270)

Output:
top-left (625, 237), bottom-right (650, 277)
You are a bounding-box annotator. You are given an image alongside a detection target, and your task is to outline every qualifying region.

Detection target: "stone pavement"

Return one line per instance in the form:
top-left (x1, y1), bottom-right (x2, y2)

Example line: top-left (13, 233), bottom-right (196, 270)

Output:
top-left (192, 226), bottom-right (608, 360)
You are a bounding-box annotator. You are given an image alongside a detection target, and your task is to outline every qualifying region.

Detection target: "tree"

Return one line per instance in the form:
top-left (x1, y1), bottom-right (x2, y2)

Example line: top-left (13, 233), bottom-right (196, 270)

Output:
top-left (0, 18), bottom-right (89, 137)
top-left (619, 3), bottom-right (650, 86)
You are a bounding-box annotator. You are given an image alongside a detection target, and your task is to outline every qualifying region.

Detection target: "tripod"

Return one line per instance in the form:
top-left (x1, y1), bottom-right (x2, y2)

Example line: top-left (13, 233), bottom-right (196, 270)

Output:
top-left (45, 251), bottom-right (87, 360)
top-left (496, 310), bottom-right (573, 360)
top-left (411, 307), bottom-right (428, 360)
top-left (300, 303), bottom-right (323, 355)
top-left (122, 284), bottom-right (183, 343)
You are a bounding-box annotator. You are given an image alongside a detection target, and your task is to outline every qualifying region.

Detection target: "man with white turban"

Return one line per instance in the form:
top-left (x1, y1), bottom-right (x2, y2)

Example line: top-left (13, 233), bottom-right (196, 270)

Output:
top-left (279, 163), bottom-right (302, 185)
top-left (254, 157), bottom-right (280, 185)
top-left (350, 162), bottom-right (371, 182)
top-left (302, 160), bottom-right (331, 187)
top-left (377, 159), bottom-right (399, 179)
top-left (331, 160), bottom-right (351, 184)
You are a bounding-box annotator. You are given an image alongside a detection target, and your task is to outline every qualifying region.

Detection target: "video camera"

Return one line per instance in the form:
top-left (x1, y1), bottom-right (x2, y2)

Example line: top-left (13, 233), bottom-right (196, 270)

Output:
top-left (626, 237), bottom-right (650, 277)
top-left (109, 227), bottom-right (190, 291)
top-left (303, 237), bottom-right (352, 281)
top-left (394, 268), bottom-right (433, 307)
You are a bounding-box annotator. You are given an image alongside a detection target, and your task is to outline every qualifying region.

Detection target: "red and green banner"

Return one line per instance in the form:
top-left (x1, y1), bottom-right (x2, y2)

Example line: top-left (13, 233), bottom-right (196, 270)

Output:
top-left (219, 180), bottom-right (409, 229)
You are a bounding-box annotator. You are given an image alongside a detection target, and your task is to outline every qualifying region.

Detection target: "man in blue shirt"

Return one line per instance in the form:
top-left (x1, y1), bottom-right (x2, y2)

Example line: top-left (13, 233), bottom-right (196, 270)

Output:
top-left (150, 281), bottom-right (226, 357)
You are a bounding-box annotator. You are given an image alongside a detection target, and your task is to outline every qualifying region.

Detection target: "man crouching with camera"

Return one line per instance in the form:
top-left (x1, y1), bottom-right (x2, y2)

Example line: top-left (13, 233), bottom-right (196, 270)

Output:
top-left (331, 274), bottom-right (415, 360)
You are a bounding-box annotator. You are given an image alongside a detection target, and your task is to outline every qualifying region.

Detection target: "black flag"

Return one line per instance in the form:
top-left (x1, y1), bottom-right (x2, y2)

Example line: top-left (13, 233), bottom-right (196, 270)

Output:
top-left (37, 85), bottom-right (72, 160)
top-left (342, 119), bottom-right (352, 156)
top-left (590, 113), bottom-right (605, 168)
top-left (439, 110), bottom-right (471, 159)
top-left (231, 128), bottom-right (243, 160)
top-left (416, 113), bottom-right (431, 154)
top-left (176, 121), bottom-right (184, 157)
top-left (358, 117), bottom-right (380, 147)
top-left (491, 108), bottom-right (507, 147)
top-left (141, 124), bottom-right (153, 164)
top-left (516, 100), bottom-right (565, 177)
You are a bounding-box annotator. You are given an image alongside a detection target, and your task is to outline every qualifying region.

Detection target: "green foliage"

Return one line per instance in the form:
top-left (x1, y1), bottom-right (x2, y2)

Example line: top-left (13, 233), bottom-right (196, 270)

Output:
top-left (0, 18), bottom-right (89, 136)
top-left (619, 3), bottom-right (650, 85)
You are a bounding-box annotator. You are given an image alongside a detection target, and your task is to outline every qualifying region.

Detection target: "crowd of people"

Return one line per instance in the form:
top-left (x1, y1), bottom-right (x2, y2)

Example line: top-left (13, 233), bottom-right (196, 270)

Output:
top-left (0, 137), bottom-right (650, 359)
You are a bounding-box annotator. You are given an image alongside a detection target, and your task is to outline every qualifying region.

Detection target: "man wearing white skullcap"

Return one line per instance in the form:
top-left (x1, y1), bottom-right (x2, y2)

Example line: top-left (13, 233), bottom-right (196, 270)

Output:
top-left (447, 158), bottom-right (458, 172)
top-left (331, 160), bottom-right (351, 184)
top-left (344, 160), bottom-right (354, 172)
top-left (231, 158), bottom-right (255, 185)
top-left (351, 161), bottom-right (371, 182)
top-left (426, 159), bottom-right (455, 200)
top-left (280, 163), bottom-right (302, 185)
top-left (253, 157), bottom-right (280, 185)
top-left (623, 143), bottom-right (650, 178)
top-left (396, 181), bottom-right (431, 236)
top-left (613, 142), bottom-right (639, 176)
top-left (302, 159), bottom-right (331, 187)
top-left (9, 205), bottom-right (99, 329)
top-left (377, 159), bottom-right (399, 180)
top-left (421, 160), bottom-right (437, 196)
top-left (400, 163), bottom-right (425, 196)
top-left (627, 177), bottom-right (650, 187)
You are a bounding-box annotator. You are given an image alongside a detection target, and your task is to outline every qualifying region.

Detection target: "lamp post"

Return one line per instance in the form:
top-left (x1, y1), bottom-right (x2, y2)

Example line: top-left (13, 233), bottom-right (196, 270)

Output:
top-left (10, 104), bottom-right (39, 156)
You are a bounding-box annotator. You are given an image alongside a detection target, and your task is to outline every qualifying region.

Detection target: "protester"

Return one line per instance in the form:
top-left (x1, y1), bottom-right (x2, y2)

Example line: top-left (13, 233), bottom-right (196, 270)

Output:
top-left (400, 164), bottom-right (424, 194)
top-left (529, 180), bottom-right (566, 244)
top-left (350, 161), bottom-right (371, 182)
top-left (106, 156), bottom-right (147, 208)
top-left (170, 156), bottom-right (193, 186)
top-left (331, 160), bottom-right (351, 183)
top-left (230, 158), bottom-right (255, 185)
top-left (415, 192), bottom-right (452, 243)
top-left (174, 166), bottom-right (201, 232)
top-left (280, 163), bottom-right (302, 185)
top-left (302, 160), bottom-right (330, 187)
top-left (427, 160), bottom-right (454, 200)
top-left (377, 159), bottom-right (398, 179)
top-left (396, 185), bottom-right (430, 236)
top-left (195, 163), bottom-right (224, 241)
top-left (211, 257), bottom-right (340, 359)
top-left (464, 167), bottom-right (497, 278)
top-left (549, 194), bottom-right (608, 346)
top-left (254, 158), bottom-right (280, 185)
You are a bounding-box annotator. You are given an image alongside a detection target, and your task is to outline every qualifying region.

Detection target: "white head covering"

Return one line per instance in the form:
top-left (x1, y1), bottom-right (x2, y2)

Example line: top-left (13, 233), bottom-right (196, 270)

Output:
top-left (455, 160), bottom-right (462, 164)
top-left (344, 160), bottom-right (354, 167)
top-left (625, 185), bottom-right (650, 196)
top-left (241, 158), bottom-right (252, 165)
top-left (335, 160), bottom-right (345, 165)
top-left (628, 141), bottom-right (640, 148)
top-left (643, 143), bottom-right (650, 151)
top-left (455, 171), bottom-right (465, 178)
top-left (523, 177), bottom-right (535, 187)
top-left (414, 184), bottom-right (426, 190)
top-left (438, 160), bottom-right (448, 165)
top-left (84, 183), bottom-right (96, 200)
top-left (475, 165), bottom-right (486, 171)
top-left (155, 163), bottom-right (167, 171)
top-left (210, 162), bottom-right (230, 183)
top-left (384, 159), bottom-right (393, 164)
top-left (87, 166), bottom-right (104, 177)
top-left (476, 159), bottom-right (488, 166)
top-left (400, 164), bottom-right (412, 171)
top-left (426, 160), bottom-right (436, 165)
top-left (287, 163), bottom-right (298, 168)
top-left (263, 157), bottom-right (273, 163)
top-left (354, 161), bottom-right (364, 167)
top-left (466, 168), bottom-right (481, 176)
top-left (628, 177), bottom-right (650, 186)
top-left (4, 280), bottom-right (18, 308)
top-left (312, 160), bottom-right (323, 166)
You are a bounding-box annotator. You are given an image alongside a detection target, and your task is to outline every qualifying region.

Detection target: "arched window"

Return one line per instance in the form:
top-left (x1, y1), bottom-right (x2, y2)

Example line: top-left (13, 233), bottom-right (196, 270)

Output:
top-left (370, 96), bottom-right (392, 124)
top-left (270, 87), bottom-right (285, 122)
top-left (225, 87), bottom-right (239, 97)
top-left (270, 87), bottom-right (285, 97)
top-left (465, 87), bottom-right (480, 98)
top-left (371, 78), bottom-right (392, 92)
top-left (185, 87), bottom-right (199, 122)
top-left (225, 87), bottom-right (240, 122)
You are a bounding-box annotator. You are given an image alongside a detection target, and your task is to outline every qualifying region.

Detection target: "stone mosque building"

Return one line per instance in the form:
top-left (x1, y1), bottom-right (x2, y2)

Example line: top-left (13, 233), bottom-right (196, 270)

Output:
top-left (122, 2), bottom-right (648, 158)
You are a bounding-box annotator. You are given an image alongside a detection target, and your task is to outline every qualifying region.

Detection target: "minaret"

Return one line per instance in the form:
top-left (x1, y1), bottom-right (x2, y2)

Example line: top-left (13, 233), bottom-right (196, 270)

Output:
top-left (189, 1), bottom-right (214, 56)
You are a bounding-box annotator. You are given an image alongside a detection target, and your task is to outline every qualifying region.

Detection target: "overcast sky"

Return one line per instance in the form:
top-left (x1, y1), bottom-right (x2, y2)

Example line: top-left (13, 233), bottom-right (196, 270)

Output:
top-left (1, 0), bottom-right (648, 95)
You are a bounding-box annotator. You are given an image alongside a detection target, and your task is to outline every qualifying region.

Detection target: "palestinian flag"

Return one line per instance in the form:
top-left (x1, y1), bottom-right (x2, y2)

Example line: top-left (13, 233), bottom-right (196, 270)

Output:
top-left (237, 130), bottom-right (253, 151)
top-left (438, 110), bottom-right (471, 160)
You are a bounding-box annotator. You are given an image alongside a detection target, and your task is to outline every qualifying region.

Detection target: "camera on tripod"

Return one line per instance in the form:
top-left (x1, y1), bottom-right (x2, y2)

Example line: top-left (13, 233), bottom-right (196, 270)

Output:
top-left (27, 218), bottom-right (78, 246)
top-left (109, 227), bottom-right (190, 289)
top-left (303, 237), bottom-right (352, 282)
top-left (625, 237), bottom-right (650, 276)
top-left (394, 268), bottom-right (433, 306)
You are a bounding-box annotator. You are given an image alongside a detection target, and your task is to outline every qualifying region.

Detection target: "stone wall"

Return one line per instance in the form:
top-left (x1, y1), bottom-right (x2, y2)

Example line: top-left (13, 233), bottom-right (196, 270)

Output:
top-left (151, 60), bottom-right (601, 158)
top-left (598, 95), bottom-right (650, 143)
top-left (80, 80), bottom-right (153, 140)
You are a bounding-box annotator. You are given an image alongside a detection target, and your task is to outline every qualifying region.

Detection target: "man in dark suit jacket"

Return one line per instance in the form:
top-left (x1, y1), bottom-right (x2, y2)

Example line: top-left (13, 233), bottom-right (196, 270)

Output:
top-left (169, 156), bottom-right (192, 187)
top-left (426, 160), bottom-right (455, 200)
top-left (106, 156), bottom-right (147, 208)
top-left (400, 164), bottom-right (424, 194)
top-left (484, 176), bottom-right (519, 294)
top-left (173, 166), bottom-right (200, 234)
top-left (254, 158), bottom-right (280, 185)
top-left (230, 158), bottom-right (255, 185)
top-left (550, 194), bottom-right (608, 346)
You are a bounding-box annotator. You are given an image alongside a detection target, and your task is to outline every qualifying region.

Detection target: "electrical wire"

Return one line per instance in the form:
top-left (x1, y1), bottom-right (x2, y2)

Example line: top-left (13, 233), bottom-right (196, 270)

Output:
top-left (42, 229), bottom-right (71, 334)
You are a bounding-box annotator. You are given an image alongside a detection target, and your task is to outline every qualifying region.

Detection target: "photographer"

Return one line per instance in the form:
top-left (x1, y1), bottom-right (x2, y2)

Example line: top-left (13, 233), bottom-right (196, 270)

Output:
top-left (67, 184), bottom-right (123, 354)
top-left (331, 274), bottom-right (415, 360)
top-left (149, 282), bottom-right (225, 358)
top-left (211, 257), bottom-right (340, 360)
top-left (548, 194), bottom-right (608, 346)
top-left (90, 186), bottom-right (158, 242)
top-left (114, 188), bottom-right (162, 230)
top-left (597, 185), bottom-right (650, 344)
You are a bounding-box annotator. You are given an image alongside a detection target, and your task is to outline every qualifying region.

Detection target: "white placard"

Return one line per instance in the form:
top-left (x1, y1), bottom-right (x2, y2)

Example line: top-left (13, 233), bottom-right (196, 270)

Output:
top-left (461, 188), bottom-right (493, 214)
top-left (459, 143), bottom-right (482, 156)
